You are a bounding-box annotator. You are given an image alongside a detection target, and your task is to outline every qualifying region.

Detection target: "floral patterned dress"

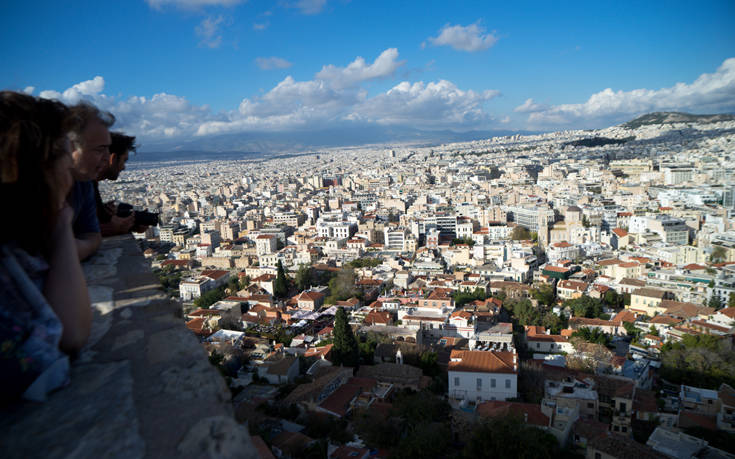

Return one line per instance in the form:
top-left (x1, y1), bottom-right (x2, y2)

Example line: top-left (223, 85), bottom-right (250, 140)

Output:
top-left (0, 244), bottom-right (69, 404)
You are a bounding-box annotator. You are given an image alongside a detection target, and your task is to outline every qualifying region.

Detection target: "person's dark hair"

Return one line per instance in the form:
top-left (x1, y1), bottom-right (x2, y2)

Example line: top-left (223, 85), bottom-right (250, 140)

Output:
top-left (67, 102), bottom-right (115, 150)
top-left (110, 132), bottom-right (136, 156)
top-left (0, 91), bottom-right (77, 254)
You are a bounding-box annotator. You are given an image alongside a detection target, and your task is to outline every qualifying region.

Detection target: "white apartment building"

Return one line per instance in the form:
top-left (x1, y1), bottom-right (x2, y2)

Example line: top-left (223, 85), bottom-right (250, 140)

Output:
top-left (448, 350), bottom-right (518, 402)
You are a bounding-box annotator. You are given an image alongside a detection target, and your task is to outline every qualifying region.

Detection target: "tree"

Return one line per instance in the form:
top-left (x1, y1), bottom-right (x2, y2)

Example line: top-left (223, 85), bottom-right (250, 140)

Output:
top-left (709, 293), bottom-right (723, 309)
top-left (571, 327), bottom-right (611, 346)
top-left (623, 321), bottom-right (640, 339)
top-left (711, 245), bottom-right (727, 263)
top-left (531, 284), bottom-right (555, 306)
top-left (564, 295), bottom-right (604, 318)
top-left (326, 268), bottom-right (359, 303)
top-left (603, 290), bottom-right (622, 308)
top-left (730, 292), bottom-right (735, 309)
top-left (194, 286), bottom-right (226, 308)
top-left (274, 260), bottom-right (289, 298)
top-left (294, 264), bottom-right (312, 292)
top-left (332, 307), bottom-right (359, 366)
top-left (464, 416), bottom-right (559, 459)
top-left (510, 226), bottom-right (532, 240)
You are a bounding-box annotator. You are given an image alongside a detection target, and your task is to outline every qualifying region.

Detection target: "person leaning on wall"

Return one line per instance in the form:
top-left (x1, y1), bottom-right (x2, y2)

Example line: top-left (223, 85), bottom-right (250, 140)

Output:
top-left (67, 102), bottom-right (115, 260)
top-left (0, 91), bottom-right (91, 404)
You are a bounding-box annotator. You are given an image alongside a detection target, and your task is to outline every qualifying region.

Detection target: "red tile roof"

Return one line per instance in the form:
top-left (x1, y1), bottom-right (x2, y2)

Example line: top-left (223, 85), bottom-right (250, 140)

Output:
top-left (448, 350), bottom-right (517, 374)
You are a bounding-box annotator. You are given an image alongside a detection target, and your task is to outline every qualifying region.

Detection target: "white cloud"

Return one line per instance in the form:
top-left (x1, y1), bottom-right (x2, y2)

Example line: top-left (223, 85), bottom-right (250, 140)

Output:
top-left (350, 80), bottom-right (499, 127)
top-left (37, 50), bottom-right (502, 142)
top-left (253, 22), bottom-right (269, 30)
top-left (195, 15), bottom-right (225, 48)
top-left (23, 86), bottom-right (34, 95)
top-left (428, 23), bottom-right (498, 52)
top-left (39, 77), bottom-right (213, 139)
top-left (40, 76), bottom-right (105, 103)
top-left (255, 56), bottom-right (293, 70)
top-left (514, 98), bottom-right (549, 113)
top-left (526, 57), bottom-right (735, 127)
top-left (293, 0), bottom-right (326, 15)
top-left (315, 48), bottom-right (404, 89)
top-left (146, 0), bottom-right (243, 10)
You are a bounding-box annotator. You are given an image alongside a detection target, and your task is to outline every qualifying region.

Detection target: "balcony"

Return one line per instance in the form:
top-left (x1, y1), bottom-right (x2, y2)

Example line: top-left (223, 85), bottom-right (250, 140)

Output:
top-left (0, 235), bottom-right (255, 458)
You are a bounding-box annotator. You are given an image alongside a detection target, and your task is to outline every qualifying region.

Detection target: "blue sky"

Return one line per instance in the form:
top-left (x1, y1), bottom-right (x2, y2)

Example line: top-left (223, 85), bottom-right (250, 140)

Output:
top-left (1, 0), bottom-right (734, 148)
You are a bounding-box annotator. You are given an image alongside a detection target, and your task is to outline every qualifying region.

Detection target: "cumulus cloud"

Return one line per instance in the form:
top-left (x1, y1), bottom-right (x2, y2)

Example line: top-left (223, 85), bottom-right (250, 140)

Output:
top-left (39, 76), bottom-right (105, 103)
top-left (195, 15), bottom-right (225, 48)
top-left (255, 56), bottom-right (293, 70)
top-left (23, 86), bottom-right (34, 95)
top-left (37, 50), bottom-right (502, 142)
top-left (514, 98), bottom-right (549, 113)
top-left (39, 76), bottom-right (213, 139)
top-left (525, 57), bottom-right (735, 127)
top-left (315, 48), bottom-right (405, 89)
top-left (292, 0), bottom-right (326, 15)
top-left (350, 80), bottom-right (499, 127)
top-left (146, 0), bottom-right (243, 10)
top-left (427, 23), bottom-right (498, 52)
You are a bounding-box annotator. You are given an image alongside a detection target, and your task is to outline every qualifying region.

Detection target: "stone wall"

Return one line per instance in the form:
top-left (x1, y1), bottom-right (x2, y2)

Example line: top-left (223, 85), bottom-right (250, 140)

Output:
top-left (1, 235), bottom-right (256, 459)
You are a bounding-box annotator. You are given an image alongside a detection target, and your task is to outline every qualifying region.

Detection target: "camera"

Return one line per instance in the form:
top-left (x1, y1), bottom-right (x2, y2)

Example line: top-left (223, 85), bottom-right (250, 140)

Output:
top-left (116, 202), bottom-right (159, 227)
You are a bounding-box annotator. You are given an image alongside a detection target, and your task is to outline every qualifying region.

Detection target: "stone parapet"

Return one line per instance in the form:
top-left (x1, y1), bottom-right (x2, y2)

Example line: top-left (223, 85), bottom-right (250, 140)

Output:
top-left (1, 235), bottom-right (255, 458)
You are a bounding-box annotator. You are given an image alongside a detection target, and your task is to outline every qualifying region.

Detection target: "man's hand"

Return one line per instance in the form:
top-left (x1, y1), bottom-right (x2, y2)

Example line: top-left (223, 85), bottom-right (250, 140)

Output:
top-left (100, 214), bottom-right (135, 237)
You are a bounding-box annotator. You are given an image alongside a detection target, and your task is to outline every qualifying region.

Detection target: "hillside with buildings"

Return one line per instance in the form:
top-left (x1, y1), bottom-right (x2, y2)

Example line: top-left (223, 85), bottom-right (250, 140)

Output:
top-left (101, 113), bottom-right (735, 457)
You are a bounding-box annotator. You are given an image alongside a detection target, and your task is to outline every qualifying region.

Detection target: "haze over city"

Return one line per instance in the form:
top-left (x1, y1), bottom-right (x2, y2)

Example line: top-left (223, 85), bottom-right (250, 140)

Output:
top-left (1, 0), bottom-right (734, 151)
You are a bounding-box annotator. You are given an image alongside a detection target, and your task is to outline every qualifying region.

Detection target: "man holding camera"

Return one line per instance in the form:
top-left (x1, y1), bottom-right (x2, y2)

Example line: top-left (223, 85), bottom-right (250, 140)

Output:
top-left (95, 132), bottom-right (156, 236)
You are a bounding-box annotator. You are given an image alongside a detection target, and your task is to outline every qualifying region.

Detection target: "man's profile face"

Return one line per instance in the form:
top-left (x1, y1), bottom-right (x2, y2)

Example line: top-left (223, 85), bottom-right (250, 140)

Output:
top-left (107, 150), bottom-right (129, 180)
top-left (70, 119), bottom-right (111, 181)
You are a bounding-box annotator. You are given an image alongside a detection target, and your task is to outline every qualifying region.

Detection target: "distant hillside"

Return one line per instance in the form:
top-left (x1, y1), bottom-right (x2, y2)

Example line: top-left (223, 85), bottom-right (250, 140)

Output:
top-left (622, 112), bottom-right (735, 129)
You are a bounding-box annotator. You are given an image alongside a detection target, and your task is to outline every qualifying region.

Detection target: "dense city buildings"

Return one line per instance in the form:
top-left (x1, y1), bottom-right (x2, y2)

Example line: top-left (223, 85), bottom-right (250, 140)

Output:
top-left (105, 114), bottom-right (735, 457)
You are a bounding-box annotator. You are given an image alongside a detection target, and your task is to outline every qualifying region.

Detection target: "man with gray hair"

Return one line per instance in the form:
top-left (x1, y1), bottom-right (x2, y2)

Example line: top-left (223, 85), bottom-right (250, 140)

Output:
top-left (67, 102), bottom-right (115, 260)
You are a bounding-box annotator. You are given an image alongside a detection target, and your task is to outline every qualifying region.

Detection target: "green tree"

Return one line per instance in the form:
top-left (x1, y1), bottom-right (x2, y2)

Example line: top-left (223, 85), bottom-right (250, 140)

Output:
top-left (564, 295), bottom-right (604, 318)
top-left (541, 312), bottom-right (566, 334)
top-left (464, 416), bottom-right (559, 459)
top-left (194, 286), bottom-right (226, 308)
top-left (603, 289), bottom-right (622, 308)
top-left (451, 237), bottom-right (475, 246)
top-left (274, 260), bottom-right (289, 298)
top-left (326, 268), bottom-right (359, 303)
top-left (510, 226), bottom-right (532, 240)
top-left (623, 321), bottom-right (640, 339)
top-left (453, 288), bottom-right (487, 307)
top-left (711, 245), bottom-right (728, 263)
top-left (709, 293), bottom-right (723, 309)
top-left (729, 292), bottom-right (735, 309)
top-left (572, 327), bottom-right (611, 346)
top-left (531, 284), bottom-right (555, 306)
top-left (294, 264), bottom-right (313, 292)
top-left (332, 307), bottom-right (359, 366)
top-left (506, 298), bottom-right (542, 327)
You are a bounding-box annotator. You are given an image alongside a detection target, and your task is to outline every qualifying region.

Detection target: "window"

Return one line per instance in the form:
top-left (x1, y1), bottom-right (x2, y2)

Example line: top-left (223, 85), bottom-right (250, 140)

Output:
top-left (477, 378), bottom-right (482, 390)
top-left (588, 402), bottom-right (594, 409)
top-left (454, 377), bottom-right (460, 387)
top-left (536, 343), bottom-right (540, 348)
top-left (621, 427), bottom-right (627, 433)
top-left (595, 453), bottom-right (601, 459)
top-left (619, 402), bottom-right (627, 412)
top-left (505, 379), bottom-right (511, 389)
top-left (491, 378), bottom-right (496, 388)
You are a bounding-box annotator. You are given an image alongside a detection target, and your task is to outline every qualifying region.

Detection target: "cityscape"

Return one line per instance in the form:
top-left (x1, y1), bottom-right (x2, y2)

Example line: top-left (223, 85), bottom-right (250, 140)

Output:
top-left (3, 0), bottom-right (735, 458)
top-left (99, 111), bottom-right (735, 458)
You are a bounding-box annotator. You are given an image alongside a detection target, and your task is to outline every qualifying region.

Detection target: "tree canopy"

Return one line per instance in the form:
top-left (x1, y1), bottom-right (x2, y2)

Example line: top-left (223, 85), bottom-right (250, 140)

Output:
top-left (332, 307), bottom-right (359, 366)
top-left (510, 226), bottom-right (532, 240)
top-left (464, 416), bottom-right (559, 459)
top-left (274, 260), bottom-right (289, 298)
top-left (563, 295), bottom-right (605, 318)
